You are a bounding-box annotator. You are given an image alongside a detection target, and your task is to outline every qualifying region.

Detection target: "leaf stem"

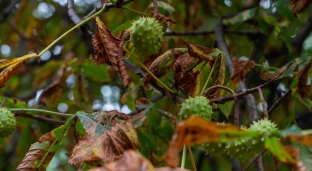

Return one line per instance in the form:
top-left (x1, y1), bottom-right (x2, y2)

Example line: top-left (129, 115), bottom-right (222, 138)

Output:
top-left (181, 145), bottom-right (187, 169)
top-left (38, 4), bottom-right (107, 57)
top-left (9, 108), bottom-right (72, 117)
top-left (254, 63), bottom-right (279, 70)
top-left (187, 145), bottom-right (197, 171)
top-left (200, 61), bottom-right (217, 95)
top-left (123, 47), bottom-right (175, 93)
top-left (122, 6), bottom-right (149, 16)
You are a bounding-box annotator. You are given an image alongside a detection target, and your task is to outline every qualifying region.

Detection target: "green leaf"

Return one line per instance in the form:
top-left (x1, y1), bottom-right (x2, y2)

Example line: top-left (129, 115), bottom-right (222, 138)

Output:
top-left (81, 63), bottom-right (111, 82)
top-left (281, 125), bottom-right (302, 136)
top-left (149, 1), bottom-right (175, 13)
top-left (0, 96), bottom-right (29, 108)
top-left (223, 8), bottom-right (258, 25)
top-left (112, 20), bottom-right (132, 34)
top-left (265, 137), bottom-right (295, 163)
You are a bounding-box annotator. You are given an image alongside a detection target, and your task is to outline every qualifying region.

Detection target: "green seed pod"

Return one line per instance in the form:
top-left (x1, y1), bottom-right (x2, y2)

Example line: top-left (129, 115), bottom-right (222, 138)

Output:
top-left (130, 17), bottom-right (164, 56)
top-left (202, 141), bottom-right (226, 158)
top-left (247, 119), bottom-right (280, 155)
top-left (179, 96), bottom-right (213, 121)
top-left (0, 108), bottom-right (16, 138)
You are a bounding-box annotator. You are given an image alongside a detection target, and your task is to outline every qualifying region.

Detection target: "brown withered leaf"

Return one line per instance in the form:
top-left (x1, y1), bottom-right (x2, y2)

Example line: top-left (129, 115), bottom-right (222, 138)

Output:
top-left (287, 134), bottom-right (312, 147)
top-left (68, 110), bottom-right (140, 166)
top-left (230, 58), bottom-right (255, 84)
top-left (173, 52), bottom-right (198, 96)
top-left (145, 48), bottom-right (187, 85)
top-left (93, 17), bottom-right (128, 88)
top-left (163, 116), bottom-right (256, 168)
top-left (74, 68), bottom-right (90, 110)
top-left (87, 150), bottom-right (190, 171)
top-left (88, 150), bottom-right (154, 171)
top-left (261, 58), bottom-right (301, 81)
top-left (17, 124), bottom-right (69, 171)
top-left (187, 43), bottom-right (225, 99)
top-left (39, 65), bottom-right (72, 107)
top-left (284, 146), bottom-right (309, 171)
top-left (296, 59), bottom-right (312, 99)
top-left (153, 12), bottom-right (176, 27)
top-left (290, 0), bottom-right (312, 17)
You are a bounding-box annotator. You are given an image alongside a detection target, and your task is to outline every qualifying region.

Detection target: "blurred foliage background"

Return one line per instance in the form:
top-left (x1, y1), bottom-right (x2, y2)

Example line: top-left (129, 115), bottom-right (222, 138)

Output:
top-left (0, 0), bottom-right (311, 170)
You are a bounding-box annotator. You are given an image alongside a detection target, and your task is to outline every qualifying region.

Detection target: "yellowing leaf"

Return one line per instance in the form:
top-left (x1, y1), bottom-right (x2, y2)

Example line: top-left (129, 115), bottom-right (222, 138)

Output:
top-left (68, 110), bottom-right (140, 166)
top-left (0, 53), bottom-right (36, 69)
top-left (231, 58), bottom-right (255, 84)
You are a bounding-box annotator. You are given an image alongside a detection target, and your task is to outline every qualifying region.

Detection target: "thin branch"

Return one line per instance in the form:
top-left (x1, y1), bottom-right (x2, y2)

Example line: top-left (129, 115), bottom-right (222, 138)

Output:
top-left (257, 87), bottom-right (268, 119)
top-left (268, 90), bottom-right (291, 114)
top-left (164, 30), bottom-right (260, 37)
top-left (187, 145), bottom-right (197, 171)
top-left (14, 113), bottom-right (66, 125)
top-left (0, 0), bottom-right (21, 24)
top-left (242, 149), bottom-right (267, 171)
top-left (203, 85), bottom-right (239, 126)
top-left (151, 0), bottom-right (158, 17)
top-left (10, 108), bottom-right (72, 117)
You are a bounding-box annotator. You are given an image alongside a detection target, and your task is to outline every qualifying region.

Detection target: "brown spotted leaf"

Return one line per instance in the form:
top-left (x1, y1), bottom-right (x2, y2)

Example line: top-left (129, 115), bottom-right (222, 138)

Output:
top-left (68, 110), bottom-right (140, 166)
top-left (94, 17), bottom-right (128, 88)
top-left (163, 116), bottom-right (258, 168)
top-left (39, 64), bottom-right (72, 107)
top-left (230, 58), bottom-right (255, 84)
top-left (290, 0), bottom-right (312, 17)
top-left (296, 59), bottom-right (312, 99)
top-left (17, 124), bottom-right (71, 171)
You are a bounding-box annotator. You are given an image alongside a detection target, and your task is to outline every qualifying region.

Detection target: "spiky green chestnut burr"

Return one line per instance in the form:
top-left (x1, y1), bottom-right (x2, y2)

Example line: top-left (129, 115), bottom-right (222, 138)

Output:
top-left (0, 108), bottom-right (16, 138)
top-left (247, 119), bottom-right (280, 155)
top-left (130, 17), bottom-right (164, 56)
top-left (179, 96), bottom-right (213, 121)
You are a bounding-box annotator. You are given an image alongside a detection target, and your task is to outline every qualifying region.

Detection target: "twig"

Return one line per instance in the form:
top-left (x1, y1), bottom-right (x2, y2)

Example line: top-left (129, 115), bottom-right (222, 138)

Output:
top-left (164, 30), bottom-right (260, 37)
top-left (151, 0), bottom-right (158, 17)
top-left (242, 149), bottom-right (267, 171)
top-left (210, 80), bottom-right (272, 104)
top-left (0, 0), bottom-right (21, 24)
top-left (187, 145), bottom-right (197, 171)
top-left (204, 85), bottom-right (239, 126)
top-left (268, 90), bottom-right (291, 114)
top-left (257, 87), bottom-right (268, 118)
top-left (14, 113), bottom-right (66, 125)
top-left (123, 47), bottom-right (175, 93)
top-left (10, 108), bottom-right (72, 117)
